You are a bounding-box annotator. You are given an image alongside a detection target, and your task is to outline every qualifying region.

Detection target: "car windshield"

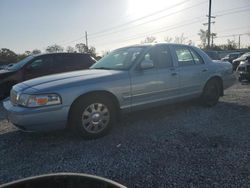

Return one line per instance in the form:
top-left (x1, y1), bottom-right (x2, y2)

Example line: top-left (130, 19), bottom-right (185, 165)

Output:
top-left (6, 56), bottom-right (34, 70)
top-left (91, 47), bottom-right (145, 70)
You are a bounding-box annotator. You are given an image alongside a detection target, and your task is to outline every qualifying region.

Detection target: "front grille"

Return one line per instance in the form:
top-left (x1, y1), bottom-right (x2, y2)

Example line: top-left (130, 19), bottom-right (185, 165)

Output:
top-left (247, 65), bottom-right (250, 73)
top-left (10, 89), bottom-right (18, 105)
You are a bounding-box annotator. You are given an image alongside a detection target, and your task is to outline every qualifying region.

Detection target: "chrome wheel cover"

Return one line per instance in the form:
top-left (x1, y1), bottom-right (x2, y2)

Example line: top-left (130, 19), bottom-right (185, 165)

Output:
top-left (81, 103), bottom-right (110, 134)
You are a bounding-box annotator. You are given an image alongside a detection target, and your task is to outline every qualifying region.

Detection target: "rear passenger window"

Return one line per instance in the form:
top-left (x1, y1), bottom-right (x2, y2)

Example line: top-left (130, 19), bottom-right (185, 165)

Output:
top-left (156, 46), bottom-right (173, 68)
top-left (73, 55), bottom-right (93, 68)
top-left (174, 47), bottom-right (194, 66)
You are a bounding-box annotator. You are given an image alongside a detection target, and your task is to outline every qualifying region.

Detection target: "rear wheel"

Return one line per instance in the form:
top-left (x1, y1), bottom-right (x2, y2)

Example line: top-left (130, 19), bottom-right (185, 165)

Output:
top-left (69, 95), bottom-right (117, 139)
top-left (201, 80), bottom-right (221, 107)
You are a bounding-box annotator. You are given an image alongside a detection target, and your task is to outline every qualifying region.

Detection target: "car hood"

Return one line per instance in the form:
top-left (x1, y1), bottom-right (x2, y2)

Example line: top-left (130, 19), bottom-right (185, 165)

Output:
top-left (19, 69), bottom-right (125, 91)
top-left (0, 69), bottom-right (15, 74)
top-left (0, 69), bottom-right (16, 80)
top-left (233, 56), bottom-right (248, 62)
top-left (239, 60), bottom-right (250, 66)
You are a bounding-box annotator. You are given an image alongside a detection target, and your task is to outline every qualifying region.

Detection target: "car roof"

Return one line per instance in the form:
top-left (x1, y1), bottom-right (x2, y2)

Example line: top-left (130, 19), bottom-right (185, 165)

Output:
top-left (116, 43), bottom-right (194, 50)
top-left (32, 52), bottom-right (89, 58)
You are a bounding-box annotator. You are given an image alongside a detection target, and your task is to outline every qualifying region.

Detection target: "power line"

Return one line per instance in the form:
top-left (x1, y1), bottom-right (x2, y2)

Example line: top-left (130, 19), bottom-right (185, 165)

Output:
top-left (88, 0), bottom-right (207, 39)
top-left (217, 33), bottom-right (250, 38)
top-left (48, 4), bottom-right (250, 48)
top-left (83, 6), bottom-right (250, 46)
top-left (214, 5), bottom-right (250, 15)
top-left (215, 7), bottom-right (250, 17)
top-left (88, 0), bottom-right (193, 37)
top-left (92, 18), bottom-right (206, 46)
top-left (89, 5), bottom-right (250, 40)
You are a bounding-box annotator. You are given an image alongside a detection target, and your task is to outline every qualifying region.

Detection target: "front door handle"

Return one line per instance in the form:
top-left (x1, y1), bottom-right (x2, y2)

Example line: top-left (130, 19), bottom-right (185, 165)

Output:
top-left (171, 72), bottom-right (178, 76)
top-left (202, 69), bottom-right (208, 72)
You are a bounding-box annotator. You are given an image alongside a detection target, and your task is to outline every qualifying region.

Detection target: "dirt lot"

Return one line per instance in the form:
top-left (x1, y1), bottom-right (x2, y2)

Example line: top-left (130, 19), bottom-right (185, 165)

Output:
top-left (0, 82), bottom-right (250, 187)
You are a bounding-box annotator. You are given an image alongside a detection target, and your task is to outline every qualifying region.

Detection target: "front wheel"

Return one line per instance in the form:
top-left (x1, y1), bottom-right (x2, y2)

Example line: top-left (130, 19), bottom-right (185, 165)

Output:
top-left (201, 80), bottom-right (221, 107)
top-left (69, 96), bottom-right (117, 139)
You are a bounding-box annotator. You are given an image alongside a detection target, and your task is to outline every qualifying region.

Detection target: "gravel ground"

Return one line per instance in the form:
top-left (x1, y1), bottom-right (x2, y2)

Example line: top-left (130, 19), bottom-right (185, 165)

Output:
top-left (1, 82), bottom-right (250, 187)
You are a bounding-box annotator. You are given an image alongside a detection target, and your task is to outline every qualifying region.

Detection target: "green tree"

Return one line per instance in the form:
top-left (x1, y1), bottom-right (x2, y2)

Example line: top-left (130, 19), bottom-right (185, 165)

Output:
top-left (46, 44), bottom-right (64, 53)
top-left (25, 51), bottom-right (31, 55)
top-left (141, 36), bottom-right (157, 44)
top-left (0, 48), bottom-right (17, 64)
top-left (174, 33), bottom-right (187, 44)
top-left (75, 43), bottom-right (88, 53)
top-left (88, 46), bottom-right (96, 58)
top-left (66, 46), bottom-right (75, 53)
top-left (219, 39), bottom-right (237, 50)
top-left (101, 50), bottom-right (110, 57)
top-left (164, 36), bottom-right (173, 43)
top-left (32, 49), bottom-right (41, 54)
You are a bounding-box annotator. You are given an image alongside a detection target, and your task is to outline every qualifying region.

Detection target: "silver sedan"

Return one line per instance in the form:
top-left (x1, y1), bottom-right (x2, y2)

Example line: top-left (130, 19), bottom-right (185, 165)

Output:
top-left (3, 43), bottom-right (235, 139)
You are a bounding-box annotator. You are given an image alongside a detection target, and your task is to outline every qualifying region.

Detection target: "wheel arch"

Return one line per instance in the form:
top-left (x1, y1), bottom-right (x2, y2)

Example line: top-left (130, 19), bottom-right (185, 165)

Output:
top-left (67, 90), bottom-right (121, 124)
top-left (204, 75), bottom-right (224, 96)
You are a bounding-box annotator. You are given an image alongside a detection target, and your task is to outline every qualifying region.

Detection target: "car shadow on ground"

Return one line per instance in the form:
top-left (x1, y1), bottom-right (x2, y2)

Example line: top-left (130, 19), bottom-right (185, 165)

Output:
top-left (0, 99), bottom-right (249, 144)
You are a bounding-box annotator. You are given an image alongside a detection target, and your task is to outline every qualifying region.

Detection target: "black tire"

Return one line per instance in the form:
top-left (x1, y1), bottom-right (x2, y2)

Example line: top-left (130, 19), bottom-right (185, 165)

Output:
top-left (201, 79), bottom-right (221, 107)
top-left (69, 95), bottom-right (117, 139)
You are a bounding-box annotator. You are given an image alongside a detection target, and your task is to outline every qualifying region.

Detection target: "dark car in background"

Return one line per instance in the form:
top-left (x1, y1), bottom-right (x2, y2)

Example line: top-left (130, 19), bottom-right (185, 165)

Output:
top-left (204, 51), bottom-right (220, 60)
top-left (0, 53), bottom-right (96, 99)
top-left (232, 52), bottom-right (250, 71)
top-left (236, 56), bottom-right (250, 81)
top-left (221, 52), bottom-right (244, 64)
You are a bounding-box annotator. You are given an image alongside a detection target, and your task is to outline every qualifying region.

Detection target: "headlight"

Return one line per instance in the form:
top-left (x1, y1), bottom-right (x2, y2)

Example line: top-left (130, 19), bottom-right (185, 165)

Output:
top-left (17, 93), bottom-right (61, 107)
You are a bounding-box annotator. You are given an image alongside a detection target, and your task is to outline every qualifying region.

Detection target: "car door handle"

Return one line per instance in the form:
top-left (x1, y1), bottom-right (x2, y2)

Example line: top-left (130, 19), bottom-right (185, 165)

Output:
top-left (202, 69), bottom-right (208, 72)
top-left (171, 72), bottom-right (178, 76)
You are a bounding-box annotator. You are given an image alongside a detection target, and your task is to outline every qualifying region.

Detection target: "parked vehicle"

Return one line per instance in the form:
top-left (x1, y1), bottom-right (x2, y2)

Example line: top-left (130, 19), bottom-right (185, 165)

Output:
top-left (0, 65), bottom-right (5, 70)
top-left (3, 43), bottom-right (235, 139)
top-left (232, 52), bottom-right (250, 71)
top-left (236, 56), bottom-right (250, 81)
top-left (0, 53), bottom-right (96, 99)
top-left (204, 51), bottom-right (220, 60)
top-left (221, 52), bottom-right (244, 63)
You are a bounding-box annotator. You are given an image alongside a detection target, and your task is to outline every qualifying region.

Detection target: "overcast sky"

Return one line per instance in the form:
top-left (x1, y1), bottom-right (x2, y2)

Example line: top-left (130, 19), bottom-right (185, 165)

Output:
top-left (0, 0), bottom-right (249, 54)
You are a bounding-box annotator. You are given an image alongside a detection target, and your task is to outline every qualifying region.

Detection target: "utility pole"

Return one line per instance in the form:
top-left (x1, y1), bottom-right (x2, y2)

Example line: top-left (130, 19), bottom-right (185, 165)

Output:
top-left (85, 31), bottom-right (88, 50)
top-left (203, 0), bottom-right (215, 49)
top-left (211, 34), bottom-right (214, 47)
top-left (238, 34), bottom-right (241, 49)
top-left (207, 0), bottom-right (212, 48)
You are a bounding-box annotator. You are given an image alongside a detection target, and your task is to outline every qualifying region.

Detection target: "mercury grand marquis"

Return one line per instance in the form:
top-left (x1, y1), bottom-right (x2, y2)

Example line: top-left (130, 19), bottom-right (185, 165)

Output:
top-left (3, 43), bottom-right (235, 139)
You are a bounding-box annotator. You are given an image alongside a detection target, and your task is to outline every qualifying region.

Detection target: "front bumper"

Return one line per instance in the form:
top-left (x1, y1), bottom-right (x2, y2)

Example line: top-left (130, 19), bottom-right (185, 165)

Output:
top-left (3, 99), bottom-right (70, 132)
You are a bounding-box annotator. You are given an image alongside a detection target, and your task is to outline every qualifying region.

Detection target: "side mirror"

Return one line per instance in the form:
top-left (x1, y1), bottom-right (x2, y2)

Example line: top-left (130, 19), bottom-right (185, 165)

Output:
top-left (140, 60), bottom-right (154, 70)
